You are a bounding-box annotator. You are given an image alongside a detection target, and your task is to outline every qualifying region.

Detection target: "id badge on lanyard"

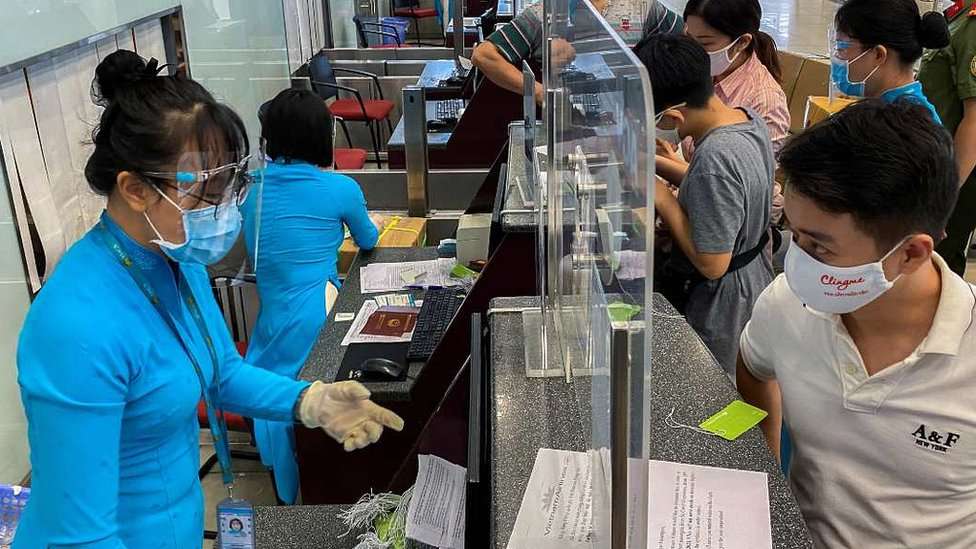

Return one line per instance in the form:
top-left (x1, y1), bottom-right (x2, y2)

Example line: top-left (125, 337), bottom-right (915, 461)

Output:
top-left (96, 222), bottom-right (254, 546)
top-left (217, 497), bottom-right (255, 549)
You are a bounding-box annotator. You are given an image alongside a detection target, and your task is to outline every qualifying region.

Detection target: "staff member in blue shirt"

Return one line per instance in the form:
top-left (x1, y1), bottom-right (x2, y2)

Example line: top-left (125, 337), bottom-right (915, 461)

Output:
top-left (831, 0), bottom-right (949, 121)
top-left (241, 88), bottom-right (380, 504)
top-left (13, 50), bottom-right (402, 548)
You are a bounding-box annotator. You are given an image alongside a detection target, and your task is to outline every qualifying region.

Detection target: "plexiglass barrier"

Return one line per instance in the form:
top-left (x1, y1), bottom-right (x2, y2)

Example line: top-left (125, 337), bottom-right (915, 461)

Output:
top-left (541, 0), bottom-right (654, 546)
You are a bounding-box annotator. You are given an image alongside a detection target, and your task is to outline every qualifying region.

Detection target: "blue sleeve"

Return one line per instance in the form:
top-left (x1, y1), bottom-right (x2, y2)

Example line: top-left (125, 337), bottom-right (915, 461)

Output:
top-left (16, 307), bottom-right (129, 548)
top-left (189, 268), bottom-right (310, 421)
top-left (341, 177), bottom-right (379, 250)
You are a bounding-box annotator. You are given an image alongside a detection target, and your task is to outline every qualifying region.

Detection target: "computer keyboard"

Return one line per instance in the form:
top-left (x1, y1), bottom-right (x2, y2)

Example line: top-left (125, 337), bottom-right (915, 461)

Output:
top-left (572, 93), bottom-right (601, 115)
top-left (407, 287), bottom-right (466, 361)
top-left (434, 99), bottom-right (465, 121)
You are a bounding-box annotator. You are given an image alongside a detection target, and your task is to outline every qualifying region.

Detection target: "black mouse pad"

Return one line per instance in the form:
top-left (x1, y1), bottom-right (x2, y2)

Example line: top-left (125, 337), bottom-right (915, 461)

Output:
top-left (337, 342), bottom-right (410, 382)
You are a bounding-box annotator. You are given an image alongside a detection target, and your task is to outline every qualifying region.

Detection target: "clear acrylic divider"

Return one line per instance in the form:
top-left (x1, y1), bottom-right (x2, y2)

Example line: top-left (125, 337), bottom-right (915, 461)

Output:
top-left (540, 0), bottom-right (655, 546)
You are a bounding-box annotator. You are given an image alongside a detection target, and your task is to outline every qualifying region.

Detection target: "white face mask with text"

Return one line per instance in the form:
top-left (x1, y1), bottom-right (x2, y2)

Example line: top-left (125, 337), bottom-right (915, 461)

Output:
top-left (784, 238), bottom-right (907, 314)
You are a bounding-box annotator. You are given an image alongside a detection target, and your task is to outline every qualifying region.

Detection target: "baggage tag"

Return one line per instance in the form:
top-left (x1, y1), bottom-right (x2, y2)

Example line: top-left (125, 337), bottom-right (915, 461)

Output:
top-left (217, 497), bottom-right (255, 549)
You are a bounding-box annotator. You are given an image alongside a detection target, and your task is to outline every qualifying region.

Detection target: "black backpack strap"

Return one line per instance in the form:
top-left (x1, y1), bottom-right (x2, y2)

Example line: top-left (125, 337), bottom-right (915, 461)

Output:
top-left (727, 229), bottom-right (771, 273)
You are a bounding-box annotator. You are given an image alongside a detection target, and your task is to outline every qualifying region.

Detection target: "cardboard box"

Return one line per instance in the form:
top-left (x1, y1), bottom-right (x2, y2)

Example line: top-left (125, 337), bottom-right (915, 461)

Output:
top-left (338, 216), bottom-right (427, 275)
top-left (775, 50), bottom-right (832, 133)
top-left (804, 96), bottom-right (858, 128)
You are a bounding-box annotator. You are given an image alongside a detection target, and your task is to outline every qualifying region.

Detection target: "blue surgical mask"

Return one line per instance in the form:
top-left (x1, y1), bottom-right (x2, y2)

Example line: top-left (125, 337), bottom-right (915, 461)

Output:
top-left (830, 48), bottom-right (880, 97)
top-left (144, 186), bottom-right (242, 265)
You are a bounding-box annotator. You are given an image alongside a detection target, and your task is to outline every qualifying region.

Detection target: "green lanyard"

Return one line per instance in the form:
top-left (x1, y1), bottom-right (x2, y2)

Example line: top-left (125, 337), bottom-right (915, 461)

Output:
top-left (95, 221), bottom-right (236, 493)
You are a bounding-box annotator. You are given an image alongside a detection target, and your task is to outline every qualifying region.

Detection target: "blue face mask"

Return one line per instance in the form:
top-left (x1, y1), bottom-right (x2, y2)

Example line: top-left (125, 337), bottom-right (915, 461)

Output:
top-left (830, 48), bottom-right (880, 97)
top-left (144, 186), bottom-right (242, 265)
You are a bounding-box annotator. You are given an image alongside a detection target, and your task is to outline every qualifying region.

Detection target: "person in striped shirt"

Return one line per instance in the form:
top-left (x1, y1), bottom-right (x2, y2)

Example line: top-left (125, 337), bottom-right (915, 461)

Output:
top-left (471, 0), bottom-right (680, 103)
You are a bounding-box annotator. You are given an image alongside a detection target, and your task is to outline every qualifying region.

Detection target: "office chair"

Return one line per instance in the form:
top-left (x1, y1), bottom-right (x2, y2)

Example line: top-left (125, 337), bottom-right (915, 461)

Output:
top-left (353, 16), bottom-right (413, 49)
top-left (392, 0), bottom-right (441, 45)
top-left (258, 99), bottom-right (369, 170)
top-left (307, 51), bottom-right (394, 168)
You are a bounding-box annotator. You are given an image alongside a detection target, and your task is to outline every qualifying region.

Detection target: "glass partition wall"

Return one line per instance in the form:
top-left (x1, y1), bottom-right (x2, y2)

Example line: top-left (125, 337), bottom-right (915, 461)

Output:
top-left (539, 0), bottom-right (655, 546)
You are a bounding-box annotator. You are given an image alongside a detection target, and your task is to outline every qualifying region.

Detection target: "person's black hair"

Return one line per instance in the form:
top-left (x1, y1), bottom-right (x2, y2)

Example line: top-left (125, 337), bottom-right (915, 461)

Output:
top-left (634, 34), bottom-right (713, 112)
top-left (779, 99), bottom-right (958, 249)
top-left (85, 50), bottom-right (249, 197)
top-left (835, 0), bottom-right (950, 65)
top-left (683, 0), bottom-right (782, 82)
top-left (261, 88), bottom-right (334, 167)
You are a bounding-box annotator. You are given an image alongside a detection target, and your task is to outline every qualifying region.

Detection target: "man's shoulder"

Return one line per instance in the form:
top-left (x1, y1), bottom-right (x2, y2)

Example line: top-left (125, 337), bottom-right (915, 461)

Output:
top-left (752, 274), bottom-right (808, 325)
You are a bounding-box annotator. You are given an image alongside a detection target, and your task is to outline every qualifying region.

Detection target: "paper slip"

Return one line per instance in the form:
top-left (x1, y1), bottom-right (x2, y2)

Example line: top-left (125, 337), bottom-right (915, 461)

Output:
top-left (334, 313), bottom-right (355, 322)
top-left (340, 300), bottom-right (418, 346)
top-left (406, 455), bottom-right (466, 549)
top-left (508, 448), bottom-right (606, 549)
top-left (374, 293), bottom-right (416, 307)
top-left (647, 460), bottom-right (771, 549)
top-left (360, 259), bottom-right (461, 294)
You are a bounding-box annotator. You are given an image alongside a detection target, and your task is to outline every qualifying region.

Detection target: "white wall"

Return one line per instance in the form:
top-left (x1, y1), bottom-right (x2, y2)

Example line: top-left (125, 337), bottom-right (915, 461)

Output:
top-left (0, 166), bottom-right (30, 485)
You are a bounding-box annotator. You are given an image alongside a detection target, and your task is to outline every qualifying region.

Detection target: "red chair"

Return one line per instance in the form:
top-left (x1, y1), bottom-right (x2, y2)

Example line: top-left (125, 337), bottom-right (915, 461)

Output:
top-left (392, 0), bottom-right (440, 45)
top-left (333, 116), bottom-right (369, 170)
top-left (308, 52), bottom-right (394, 168)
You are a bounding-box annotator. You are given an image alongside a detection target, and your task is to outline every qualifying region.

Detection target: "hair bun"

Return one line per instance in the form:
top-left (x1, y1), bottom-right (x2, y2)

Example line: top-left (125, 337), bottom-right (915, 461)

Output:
top-left (918, 11), bottom-right (950, 50)
top-left (91, 50), bottom-right (151, 106)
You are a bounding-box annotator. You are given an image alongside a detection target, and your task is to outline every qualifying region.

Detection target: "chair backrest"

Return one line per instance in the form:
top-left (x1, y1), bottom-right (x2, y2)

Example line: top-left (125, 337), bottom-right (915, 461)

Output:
top-left (308, 52), bottom-right (338, 101)
top-left (392, 0), bottom-right (421, 10)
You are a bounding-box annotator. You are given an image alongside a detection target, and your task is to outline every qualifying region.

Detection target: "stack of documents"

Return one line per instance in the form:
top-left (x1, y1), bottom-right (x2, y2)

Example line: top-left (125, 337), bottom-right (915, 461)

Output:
top-left (406, 455), bottom-right (467, 549)
top-left (360, 259), bottom-right (462, 293)
top-left (507, 449), bottom-right (772, 549)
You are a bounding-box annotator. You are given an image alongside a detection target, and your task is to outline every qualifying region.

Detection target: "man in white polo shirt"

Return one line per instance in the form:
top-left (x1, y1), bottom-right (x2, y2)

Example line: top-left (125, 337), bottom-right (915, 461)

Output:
top-left (737, 99), bottom-right (976, 548)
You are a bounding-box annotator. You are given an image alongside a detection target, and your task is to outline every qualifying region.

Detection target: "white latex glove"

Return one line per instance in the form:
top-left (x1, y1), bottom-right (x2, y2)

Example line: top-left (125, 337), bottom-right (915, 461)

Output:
top-left (299, 381), bottom-right (404, 452)
top-left (368, 213), bottom-right (388, 232)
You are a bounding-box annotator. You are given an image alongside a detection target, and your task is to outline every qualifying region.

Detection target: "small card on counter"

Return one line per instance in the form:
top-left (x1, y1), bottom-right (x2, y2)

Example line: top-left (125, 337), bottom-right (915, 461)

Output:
top-left (334, 313), bottom-right (356, 322)
top-left (699, 400), bottom-right (768, 441)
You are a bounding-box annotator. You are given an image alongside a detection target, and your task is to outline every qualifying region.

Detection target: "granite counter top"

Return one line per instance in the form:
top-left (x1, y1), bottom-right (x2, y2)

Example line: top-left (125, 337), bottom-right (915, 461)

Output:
top-left (255, 505), bottom-right (435, 549)
top-left (488, 295), bottom-right (813, 549)
top-left (299, 247), bottom-right (440, 401)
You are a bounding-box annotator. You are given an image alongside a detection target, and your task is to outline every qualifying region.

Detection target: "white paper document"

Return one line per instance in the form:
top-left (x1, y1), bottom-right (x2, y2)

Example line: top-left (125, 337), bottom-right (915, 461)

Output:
top-left (339, 300), bottom-right (418, 346)
top-left (360, 259), bottom-right (460, 294)
top-left (406, 454), bottom-right (467, 549)
top-left (507, 448), bottom-right (603, 549)
top-left (647, 460), bottom-right (771, 549)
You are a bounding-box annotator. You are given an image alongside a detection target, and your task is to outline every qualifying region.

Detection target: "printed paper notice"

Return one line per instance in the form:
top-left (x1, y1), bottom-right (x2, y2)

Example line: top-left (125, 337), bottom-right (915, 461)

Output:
top-left (507, 448), bottom-right (603, 549)
top-left (406, 454), bottom-right (466, 549)
top-left (647, 460), bottom-right (771, 549)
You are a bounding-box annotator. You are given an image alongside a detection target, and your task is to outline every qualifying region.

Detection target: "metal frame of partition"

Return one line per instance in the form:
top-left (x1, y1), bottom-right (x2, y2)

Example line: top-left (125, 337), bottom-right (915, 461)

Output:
top-left (0, 6), bottom-right (184, 77)
top-left (532, 0), bottom-right (656, 546)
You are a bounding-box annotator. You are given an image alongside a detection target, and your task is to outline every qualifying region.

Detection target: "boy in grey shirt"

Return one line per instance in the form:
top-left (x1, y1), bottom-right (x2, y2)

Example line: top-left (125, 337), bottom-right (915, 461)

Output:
top-left (635, 34), bottom-right (774, 377)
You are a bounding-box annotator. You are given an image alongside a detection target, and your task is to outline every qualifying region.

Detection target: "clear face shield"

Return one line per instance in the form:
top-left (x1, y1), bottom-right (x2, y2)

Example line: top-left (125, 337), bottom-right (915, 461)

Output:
top-left (140, 150), bottom-right (265, 281)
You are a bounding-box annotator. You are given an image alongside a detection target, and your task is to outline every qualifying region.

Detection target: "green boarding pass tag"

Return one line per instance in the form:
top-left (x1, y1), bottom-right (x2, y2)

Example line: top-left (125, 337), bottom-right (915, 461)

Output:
top-left (607, 301), bottom-right (641, 323)
top-left (699, 400), bottom-right (768, 441)
top-left (450, 263), bottom-right (478, 279)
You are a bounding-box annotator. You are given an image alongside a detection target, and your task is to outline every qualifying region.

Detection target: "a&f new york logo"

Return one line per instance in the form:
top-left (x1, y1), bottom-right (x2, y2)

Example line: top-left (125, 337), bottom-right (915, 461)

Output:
top-left (911, 424), bottom-right (961, 454)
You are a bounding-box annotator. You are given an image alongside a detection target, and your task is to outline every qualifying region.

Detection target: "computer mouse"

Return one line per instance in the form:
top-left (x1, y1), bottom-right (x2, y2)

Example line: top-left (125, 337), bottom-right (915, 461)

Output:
top-left (351, 358), bottom-right (404, 381)
top-left (427, 119), bottom-right (453, 132)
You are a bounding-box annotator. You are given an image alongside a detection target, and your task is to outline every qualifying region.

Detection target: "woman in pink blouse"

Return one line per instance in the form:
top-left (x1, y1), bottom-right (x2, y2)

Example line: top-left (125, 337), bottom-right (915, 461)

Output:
top-left (655, 0), bottom-right (790, 220)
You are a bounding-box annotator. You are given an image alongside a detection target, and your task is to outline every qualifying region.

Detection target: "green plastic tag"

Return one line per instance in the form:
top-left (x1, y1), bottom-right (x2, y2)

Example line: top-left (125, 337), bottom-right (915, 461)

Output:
top-left (450, 263), bottom-right (478, 279)
top-left (373, 513), bottom-right (405, 549)
top-left (699, 400), bottom-right (768, 441)
top-left (607, 301), bottom-right (641, 323)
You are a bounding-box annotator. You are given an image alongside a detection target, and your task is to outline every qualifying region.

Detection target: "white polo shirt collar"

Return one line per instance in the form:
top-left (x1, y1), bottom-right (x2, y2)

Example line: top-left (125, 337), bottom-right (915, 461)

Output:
top-left (799, 254), bottom-right (975, 413)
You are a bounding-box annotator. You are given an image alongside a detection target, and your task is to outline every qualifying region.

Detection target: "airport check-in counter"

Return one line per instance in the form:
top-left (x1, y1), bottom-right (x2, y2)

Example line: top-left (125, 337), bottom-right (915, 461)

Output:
top-left (248, 4), bottom-right (813, 545)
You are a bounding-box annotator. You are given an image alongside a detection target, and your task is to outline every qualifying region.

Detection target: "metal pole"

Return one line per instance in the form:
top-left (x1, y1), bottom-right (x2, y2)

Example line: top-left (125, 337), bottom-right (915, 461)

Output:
top-left (402, 86), bottom-right (429, 217)
top-left (453, 0), bottom-right (464, 69)
top-left (610, 326), bottom-right (630, 549)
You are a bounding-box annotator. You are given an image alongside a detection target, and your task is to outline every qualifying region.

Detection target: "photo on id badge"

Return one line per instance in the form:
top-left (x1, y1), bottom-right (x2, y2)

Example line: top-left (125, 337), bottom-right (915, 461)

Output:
top-left (218, 499), bottom-right (254, 549)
